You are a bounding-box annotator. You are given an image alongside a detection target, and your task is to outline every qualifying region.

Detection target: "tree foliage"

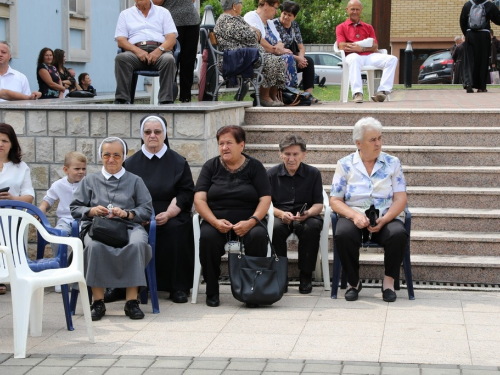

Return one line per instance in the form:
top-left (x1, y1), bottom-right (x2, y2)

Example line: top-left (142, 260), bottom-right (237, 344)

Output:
top-left (200, 0), bottom-right (347, 44)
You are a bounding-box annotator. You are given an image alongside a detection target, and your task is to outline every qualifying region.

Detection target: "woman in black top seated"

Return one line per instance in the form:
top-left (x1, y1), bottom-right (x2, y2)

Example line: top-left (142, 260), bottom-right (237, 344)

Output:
top-left (273, 1), bottom-right (318, 102)
top-left (36, 47), bottom-right (65, 99)
top-left (194, 125), bottom-right (271, 307)
top-left (124, 115), bottom-right (195, 303)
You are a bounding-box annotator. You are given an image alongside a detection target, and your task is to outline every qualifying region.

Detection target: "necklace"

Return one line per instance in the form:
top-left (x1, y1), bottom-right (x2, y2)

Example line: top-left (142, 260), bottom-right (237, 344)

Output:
top-left (104, 176), bottom-right (121, 210)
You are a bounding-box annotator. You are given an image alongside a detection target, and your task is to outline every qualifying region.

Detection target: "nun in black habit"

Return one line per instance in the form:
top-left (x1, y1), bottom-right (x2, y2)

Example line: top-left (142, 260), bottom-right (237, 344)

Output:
top-left (124, 114), bottom-right (195, 303)
top-left (460, 0), bottom-right (500, 92)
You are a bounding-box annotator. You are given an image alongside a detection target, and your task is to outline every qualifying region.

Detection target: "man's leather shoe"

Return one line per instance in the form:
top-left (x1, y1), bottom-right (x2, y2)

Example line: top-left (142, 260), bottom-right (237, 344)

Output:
top-left (371, 91), bottom-right (387, 102)
top-left (104, 288), bottom-right (126, 303)
top-left (206, 294), bottom-right (220, 307)
top-left (382, 288), bottom-right (397, 302)
top-left (91, 299), bottom-right (106, 321)
top-left (124, 300), bottom-right (145, 319)
top-left (159, 101), bottom-right (174, 104)
top-left (299, 271), bottom-right (312, 294)
top-left (169, 290), bottom-right (189, 303)
top-left (353, 92), bottom-right (363, 103)
top-left (114, 99), bottom-right (131, 104)
top-left (345, 282), bottom-right (362, 301)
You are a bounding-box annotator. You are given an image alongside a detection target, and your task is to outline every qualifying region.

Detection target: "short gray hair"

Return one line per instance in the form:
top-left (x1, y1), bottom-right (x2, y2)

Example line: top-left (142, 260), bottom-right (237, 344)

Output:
top-left (352, 117), bottom-right (383, 144)
top-left (454, 35), bottom-right (462, 42)
top-left (279, 134), bottom-right (307, 152)
top-left (220, 0), bottom-right (240, 11)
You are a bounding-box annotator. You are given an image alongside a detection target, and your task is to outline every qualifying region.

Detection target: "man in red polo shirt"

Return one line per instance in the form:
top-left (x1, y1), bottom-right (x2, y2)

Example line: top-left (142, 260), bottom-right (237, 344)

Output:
top-left (336, 0), bottom-right (397, 103)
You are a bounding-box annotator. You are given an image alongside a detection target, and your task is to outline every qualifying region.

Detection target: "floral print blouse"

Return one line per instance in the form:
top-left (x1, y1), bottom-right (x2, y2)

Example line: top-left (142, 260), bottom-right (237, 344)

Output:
top-left (273, 19), bottom-right (303, 49)
top-left (330, 150), bottom-right (406, 217)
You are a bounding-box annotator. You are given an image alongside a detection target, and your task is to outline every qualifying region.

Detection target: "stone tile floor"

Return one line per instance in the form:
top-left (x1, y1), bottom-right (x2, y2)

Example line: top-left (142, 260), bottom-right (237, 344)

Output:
top-left (1, 285), bottom-right (500, 373)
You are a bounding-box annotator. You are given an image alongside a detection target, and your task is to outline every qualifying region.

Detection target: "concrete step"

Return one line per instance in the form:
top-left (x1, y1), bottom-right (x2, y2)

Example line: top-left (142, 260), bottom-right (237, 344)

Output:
top-left (219, 251), bottom-right (500, 284)
top-left (411, 207), bottom-right (500, 232)
top-left (244, 108), bottom-right (500, 127)
top-left (321, 185), bottom-right (500, 210)
top-left (244, 125), bottom-right (500, 147)
top-left (248, 144), bottom-right (500, 166)
top-left (263, 163), bottom-right (500, 187)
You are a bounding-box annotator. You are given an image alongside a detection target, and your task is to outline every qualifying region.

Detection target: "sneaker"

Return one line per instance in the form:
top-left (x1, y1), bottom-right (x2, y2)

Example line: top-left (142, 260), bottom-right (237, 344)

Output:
top-left (371, 91), bottom-right (387, 102)
top-left (54, 285), bottom-right (61, 293)
top-left (353, 93), bottom-right (363, 103)
top-left (124, 300), bottom-right (145, 320)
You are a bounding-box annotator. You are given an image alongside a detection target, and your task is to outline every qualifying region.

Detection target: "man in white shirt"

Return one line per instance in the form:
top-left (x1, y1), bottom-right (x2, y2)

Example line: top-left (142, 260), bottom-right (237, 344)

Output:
top-left (0, 41), bottom-right (41, 102)
top-left (114, 0), bottom-right (178, 104)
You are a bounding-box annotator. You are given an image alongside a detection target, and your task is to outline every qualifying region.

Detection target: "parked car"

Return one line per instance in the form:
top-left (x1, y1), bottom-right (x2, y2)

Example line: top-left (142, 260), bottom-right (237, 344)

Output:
top-left (418, 50), bottom-right (453, 84)
top-left (298, 52), bottom-right (367, 86)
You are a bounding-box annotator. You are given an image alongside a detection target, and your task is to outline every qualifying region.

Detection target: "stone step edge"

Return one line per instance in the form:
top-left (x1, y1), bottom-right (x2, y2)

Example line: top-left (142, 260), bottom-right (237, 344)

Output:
top-left (233, 251), bottom-right (500, 268)
top-left (321, 185), bottom-right (500, 195)
top-left (250, 144), bottom-right (500, 152)
top-left (407, 207), bottom-right (500, 218)
top-left (264, 163), bottom-right (500, 172)
top-left (244, 107), bottom-right (500, 114)
top-left (244, 125), bottom-right (500, 133)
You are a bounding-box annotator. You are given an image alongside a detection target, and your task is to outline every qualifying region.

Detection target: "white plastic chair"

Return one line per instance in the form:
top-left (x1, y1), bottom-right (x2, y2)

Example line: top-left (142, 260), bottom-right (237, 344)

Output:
top-left (191, 203), bottom-right (274, 304)
top-left (0, 209), bottom-right (94, 358)
top-left (333, 42), bottom-right (390, 103)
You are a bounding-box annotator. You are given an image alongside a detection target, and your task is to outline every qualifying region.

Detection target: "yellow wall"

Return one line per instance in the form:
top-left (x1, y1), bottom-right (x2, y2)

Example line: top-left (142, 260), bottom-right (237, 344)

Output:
top-left (391, 0), bottom-right (500, 38)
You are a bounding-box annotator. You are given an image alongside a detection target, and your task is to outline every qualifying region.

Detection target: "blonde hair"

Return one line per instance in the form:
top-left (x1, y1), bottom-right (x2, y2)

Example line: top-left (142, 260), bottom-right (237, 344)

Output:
top-left (64, 151), bottom-right (87, 167)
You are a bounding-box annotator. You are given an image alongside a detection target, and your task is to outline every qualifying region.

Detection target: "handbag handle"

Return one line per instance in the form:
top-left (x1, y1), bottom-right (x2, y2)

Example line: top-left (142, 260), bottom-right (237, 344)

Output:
top-left (248, 215), bottom-right (279, 260)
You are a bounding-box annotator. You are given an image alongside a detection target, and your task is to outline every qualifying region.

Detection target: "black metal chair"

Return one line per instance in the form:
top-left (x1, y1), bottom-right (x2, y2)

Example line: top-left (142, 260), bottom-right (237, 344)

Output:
top-left (330, 208), bottom-right (415, 300)
top-left (201, 28), bottom-right (264, 106)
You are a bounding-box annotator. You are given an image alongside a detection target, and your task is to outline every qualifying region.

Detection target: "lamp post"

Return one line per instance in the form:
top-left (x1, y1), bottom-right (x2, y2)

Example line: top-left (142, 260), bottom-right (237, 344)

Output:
top-left (200, 5), bottom-right (217, 101)
top-left (404, 41), bottom-right (413, 88)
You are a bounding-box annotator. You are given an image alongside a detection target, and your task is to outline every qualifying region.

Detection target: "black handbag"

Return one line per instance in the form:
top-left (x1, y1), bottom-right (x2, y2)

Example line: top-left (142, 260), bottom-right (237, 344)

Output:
top-left (89, 216), bottom-right (129, 248)
top-left (289, 27), bottom-right (300, 56)
top-left (66, 90), bottom-right (95, 98)
top-left (228, 216), bottom-right (288, 305)
top-left (279, 86), bottom-right (312, 106)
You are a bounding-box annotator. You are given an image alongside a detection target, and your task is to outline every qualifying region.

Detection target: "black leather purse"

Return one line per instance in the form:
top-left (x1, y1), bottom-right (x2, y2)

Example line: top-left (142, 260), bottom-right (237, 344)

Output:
top-left (228, 216), bottom-right (288, 305)
top-left (89, 217), bottom-right (129, 248)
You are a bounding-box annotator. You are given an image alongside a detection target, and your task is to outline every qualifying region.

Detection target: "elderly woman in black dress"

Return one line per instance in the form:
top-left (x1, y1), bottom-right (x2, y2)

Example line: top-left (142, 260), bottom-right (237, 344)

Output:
top-left (124, 115), bottom-right (195, 303)
top-left (214, 0), bottom-right (286, 106)
top-left (194, 125), bottom-right (271, 307)
top-left (71, 137), bottom-right (153, 321)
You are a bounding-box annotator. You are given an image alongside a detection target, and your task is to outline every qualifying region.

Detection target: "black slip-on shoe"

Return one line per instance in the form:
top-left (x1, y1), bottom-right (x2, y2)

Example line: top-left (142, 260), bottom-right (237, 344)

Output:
top-left (124, 299), bottom-right (145, 319)
top-left (91, 299), bottom-right (106, 321)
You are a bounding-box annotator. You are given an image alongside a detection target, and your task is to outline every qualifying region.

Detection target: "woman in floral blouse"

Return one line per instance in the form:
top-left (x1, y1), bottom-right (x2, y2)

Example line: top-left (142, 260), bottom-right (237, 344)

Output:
top-left (330, 117), bottom-right (408, 303)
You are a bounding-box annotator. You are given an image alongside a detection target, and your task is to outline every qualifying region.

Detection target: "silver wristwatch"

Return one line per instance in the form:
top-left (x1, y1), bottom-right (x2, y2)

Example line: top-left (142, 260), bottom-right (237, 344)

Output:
top-left (158, 46), bottom-right (165, 53)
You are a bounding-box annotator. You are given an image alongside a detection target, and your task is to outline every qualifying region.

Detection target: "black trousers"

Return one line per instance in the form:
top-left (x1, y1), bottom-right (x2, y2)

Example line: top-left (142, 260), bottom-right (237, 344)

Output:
top-left (298, 55), bottom-right (315, 91)
top-left (199, 220), bottom-right (268, 295)
top-left (272, 216), bottom-right (322, 273)
top-left (177, 24), bottom-right (200, 101)
top-left (463, 30), bottom-right (491, 90)
top-left (335, 217), bottom-right (407, 287)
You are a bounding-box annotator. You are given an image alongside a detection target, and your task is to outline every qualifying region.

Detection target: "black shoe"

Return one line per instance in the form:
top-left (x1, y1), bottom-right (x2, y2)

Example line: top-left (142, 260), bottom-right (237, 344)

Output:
top-left (180, 98), bottom-right (191, 103)
top-left (124, 300), bottom-right (145, 319)
top-left (91, 299), bottom-right (106, 321)
top-left (465, 85), bottom-right (473, 93)
top-left (246, 303), bottom-right (259, 308)
top-left (104, 288), bottom-right (126, 303)
top-left (114, 99), bottom-right (131, 104)
top-left (206, 294), bottom-right (220, 307)
top-left (344, 282), bottom-right (362, 301)
top-left (159, 101), bottom-right (174, 104)
top-left (382, 288), bottom-right (397, 302)
top-left (299, 271), bottom-right (313, 294)
top-left (169, 290), bottom-right (189, 303)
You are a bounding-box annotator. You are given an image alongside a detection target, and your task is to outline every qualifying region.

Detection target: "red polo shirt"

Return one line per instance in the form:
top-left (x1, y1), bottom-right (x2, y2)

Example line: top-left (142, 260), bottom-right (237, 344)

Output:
top-left (336, 19), bottom-right (378, 56)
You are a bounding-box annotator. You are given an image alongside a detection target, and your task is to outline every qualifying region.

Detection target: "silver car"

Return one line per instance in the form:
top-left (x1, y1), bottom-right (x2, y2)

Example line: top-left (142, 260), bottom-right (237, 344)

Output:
top-left (304, 52), bottom-right (343, 85)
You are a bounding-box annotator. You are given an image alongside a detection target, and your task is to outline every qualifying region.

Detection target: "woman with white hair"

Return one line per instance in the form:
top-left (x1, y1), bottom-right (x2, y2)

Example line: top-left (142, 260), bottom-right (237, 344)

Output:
top-left (124, 114), bottom-right (195, 304)
top-left (71, 137), bottom-right (153, 321)
top-left (330, 117), bottom-right (407, 303)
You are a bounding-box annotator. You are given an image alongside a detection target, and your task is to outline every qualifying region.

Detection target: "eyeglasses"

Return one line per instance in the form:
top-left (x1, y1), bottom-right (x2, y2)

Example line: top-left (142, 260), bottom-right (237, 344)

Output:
top-left (143, 129), bottom-right (163, 135)
top-left (102, 153), bottom-right (123, 160)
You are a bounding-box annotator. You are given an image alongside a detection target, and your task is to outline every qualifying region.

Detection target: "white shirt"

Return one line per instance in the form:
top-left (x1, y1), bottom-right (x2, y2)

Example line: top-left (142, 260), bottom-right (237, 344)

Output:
top-left (243, 11), bottom-right (281, 42)
top-left (43, 177), bottom-right (82, 224)
top-left (330, 151), bottom-right (406, 217)
top-left (114, 0), bottom-right (178, 45)
top-left (0, 66), bottom-right (31, 102)
top-left (101, 166), bottom-right (126, 180)
top-left (0, 161), bottom-right (35, 198)
top-left (141, 143), bottom-right (167, 159)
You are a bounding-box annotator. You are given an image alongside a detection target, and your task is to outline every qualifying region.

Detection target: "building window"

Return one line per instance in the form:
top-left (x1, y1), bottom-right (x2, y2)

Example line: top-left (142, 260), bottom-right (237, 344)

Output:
top-left (0, 0), bottom-right (18, 58)
top-left (63, 0), bottom-right (91, 63)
